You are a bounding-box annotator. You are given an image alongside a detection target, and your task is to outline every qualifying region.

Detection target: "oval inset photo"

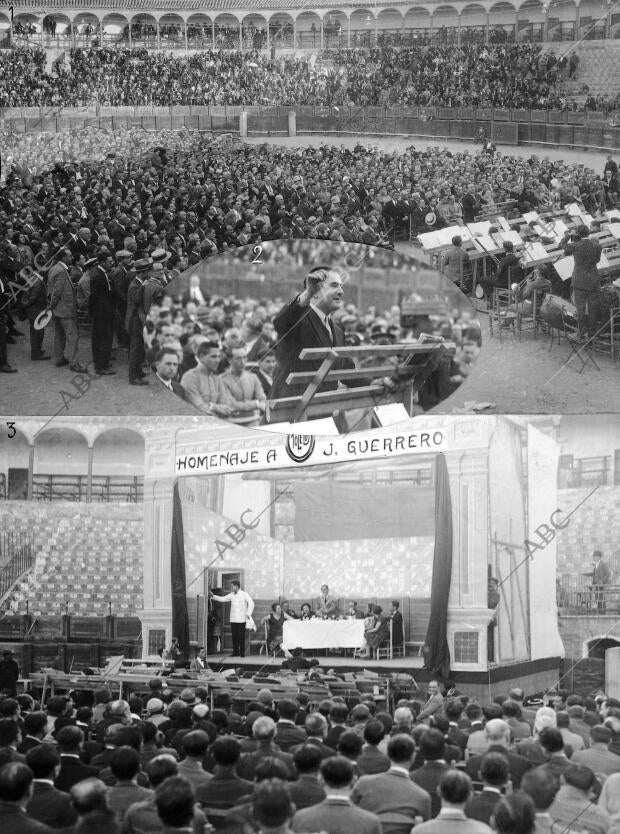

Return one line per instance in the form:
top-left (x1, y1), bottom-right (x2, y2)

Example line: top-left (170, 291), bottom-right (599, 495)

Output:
top-left (150, 240), bottom-right (482, 435)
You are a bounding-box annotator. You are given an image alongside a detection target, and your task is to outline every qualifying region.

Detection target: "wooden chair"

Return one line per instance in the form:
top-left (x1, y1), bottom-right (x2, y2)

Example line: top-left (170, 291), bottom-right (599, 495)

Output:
top-left (562, 308), bottom-right (600, 373)
top-left (489, 286), bottom-right (518, 341)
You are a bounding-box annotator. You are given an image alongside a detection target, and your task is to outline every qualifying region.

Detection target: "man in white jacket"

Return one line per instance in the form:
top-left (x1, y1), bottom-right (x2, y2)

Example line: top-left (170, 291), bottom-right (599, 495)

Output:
top-left (210, 581), bottom-right (255, 657)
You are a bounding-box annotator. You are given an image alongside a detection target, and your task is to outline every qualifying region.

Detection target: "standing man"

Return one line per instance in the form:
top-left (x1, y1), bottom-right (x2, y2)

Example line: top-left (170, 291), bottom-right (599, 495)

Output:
top-left (48, 249), bottom-right (85, 372)
top-left (125, 258), bottom-right (151, 386)
top-left (592, 550), bottom-right (612, 611)
top-left (89, 248), bottom-right (116, 376)
top-left (0, 649), bottom-right (19, 697)
top-left (564, 224), bottom-right (603, 339)
top-left (210, 581), bottom-right (255, 658)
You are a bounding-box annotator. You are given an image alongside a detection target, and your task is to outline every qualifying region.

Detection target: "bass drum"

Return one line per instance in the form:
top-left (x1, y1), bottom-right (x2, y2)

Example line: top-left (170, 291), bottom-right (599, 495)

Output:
top-left (538, 294), bottom-right (578, 331)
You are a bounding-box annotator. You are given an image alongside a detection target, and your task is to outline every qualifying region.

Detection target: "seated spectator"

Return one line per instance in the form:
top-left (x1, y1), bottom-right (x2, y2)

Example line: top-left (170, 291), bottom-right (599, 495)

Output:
top-left (520, 768), bottom-right (560, 834)
top-left (501, 700), bottom-right (531, 741)
top-left (357, 719), bottom-right (390, 775)
top-left (107, 746), bottom-right (152, 823)
top-left (464, 752), bottom-right (509, 825)
top-left (291, 756), bottom-right (381, 834)
top-left (275, 701), bottom-right (307, 753)
top-left (353, 733), bottom-right (431, 824)
top-left (238, 717), bottom-right (296, 782)
top-left (154, 775), bottom-right (196, 832)
top-left (69, 777), bottom-right (118, 834)
top-left (177, 731), bottom-right (212, 792)
top-left (180, 340), bottom-right (234, 418)
top-left (411, 729), bottom-right (450, 817)
top-left (548, 763), bottom-right (611, 834)
top-left (0, 761), bottom-right (54, 833)
top-left (126, 754), bottom-right (206, 833)
top-left (54, 727), bottom-right (99, 793)
top-left (25, 745), bottom-right (77, 830)
top-left (412, 769), bottom-right (492, 833)
top-left (491, 792), bottom-right (537, 834)
top-left (466, 719), bottom-right (532, 789)
top-left (220, 344), bottom-right (266, 426)
top-left (289, 744), bottom-right (326, 811)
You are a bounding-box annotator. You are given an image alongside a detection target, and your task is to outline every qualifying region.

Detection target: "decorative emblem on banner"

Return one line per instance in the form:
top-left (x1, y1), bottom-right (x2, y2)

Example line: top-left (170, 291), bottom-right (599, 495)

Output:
top-left (285, 434), bottom-right (315, 463)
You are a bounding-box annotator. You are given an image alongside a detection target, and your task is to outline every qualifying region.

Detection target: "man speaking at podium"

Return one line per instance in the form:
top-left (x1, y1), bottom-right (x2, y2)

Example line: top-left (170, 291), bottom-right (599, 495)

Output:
top-left (270, 266), bottom-right (395, 403)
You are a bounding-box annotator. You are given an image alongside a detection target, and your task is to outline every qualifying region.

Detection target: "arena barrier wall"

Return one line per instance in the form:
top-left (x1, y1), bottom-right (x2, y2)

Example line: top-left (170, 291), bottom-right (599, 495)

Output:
top-left (1, 105), bottom-right (619, 152)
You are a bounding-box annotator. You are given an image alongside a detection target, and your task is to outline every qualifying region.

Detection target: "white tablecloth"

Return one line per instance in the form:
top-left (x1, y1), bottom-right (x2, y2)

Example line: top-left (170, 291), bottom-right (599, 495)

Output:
top-left (282, 619), bottom-right (364, 650)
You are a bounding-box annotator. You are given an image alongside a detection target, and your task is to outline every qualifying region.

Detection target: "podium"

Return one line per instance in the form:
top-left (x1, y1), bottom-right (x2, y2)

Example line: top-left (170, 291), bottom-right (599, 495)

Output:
top-left (265, 342), bottom-right (449, 426)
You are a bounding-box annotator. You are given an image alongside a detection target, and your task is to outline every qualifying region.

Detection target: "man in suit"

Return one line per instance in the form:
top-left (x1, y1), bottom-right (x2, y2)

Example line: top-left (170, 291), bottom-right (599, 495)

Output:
top-left (292, 756), bottom-right (381, 834)
top-left (47, 248), bottom-right (85, 372)
top-left (155, 347), bottom-right (187, 398)
top-left (128, 755), bottom-right (208, 832)
top-left (106, 746), bottom-right (153, 824)
top-left (466, 719), bottom-right (533, 789)
top-left (237, 717), bottom-right (296, 782)
top-left (89, 248), bottom-right (116, 376)
top-left (563, 224), bottom-right (603, 338)
top-left (413, 770), bottom-right (493, 834)
top-left (315, 584), bottom-right (338, 619)
top-left (289, 744), bottom-right (326, 810)
top-left (410, 729), bottom-right (449, 818)
top-left (593, 550), bottom-right (612, 611)
top-left (357, 719), bottom-right (390, 776)
top-left (275, 700), bottom-right (307, 752)
top-left (520, 768), bottom-right (560, 834)
top-left (353, 734), bottom-right (431, 825)
top-left (501, 700), bottom-right (531, 741)
top-left (444, 700), bottom-right (469, 755)
top-left (0, 762), bottom-right (54, 833)
top-left (464, 752), bottom-right (508, 825)
top-left (195, 737), bottom-right (252, 810)
top-left (572, 724), bottom-right (620, 778)
top-left (19, 713), bottom-right (48, 755)
top-left (53, 726), bottom-right (99, 793)
top-left (326, 703), bottom-right (349, 751)
top-left (25, 745), bottom-right (77, 829)
top-left (418, 681), bottom-right (445, 723)
top-left (292, 714), bottom-right (334, 761)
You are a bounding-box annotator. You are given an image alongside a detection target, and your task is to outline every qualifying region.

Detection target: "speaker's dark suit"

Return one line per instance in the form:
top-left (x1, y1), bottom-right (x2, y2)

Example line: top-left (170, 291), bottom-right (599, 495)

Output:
top-left (270, 297), bottom-right (368, 401)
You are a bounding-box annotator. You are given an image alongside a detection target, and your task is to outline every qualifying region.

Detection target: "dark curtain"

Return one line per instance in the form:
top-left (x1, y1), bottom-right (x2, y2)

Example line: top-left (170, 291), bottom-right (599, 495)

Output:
top-left (171, 481), bottom-right (190, 657)
top-left (423, 454), bottom-right (453, 680)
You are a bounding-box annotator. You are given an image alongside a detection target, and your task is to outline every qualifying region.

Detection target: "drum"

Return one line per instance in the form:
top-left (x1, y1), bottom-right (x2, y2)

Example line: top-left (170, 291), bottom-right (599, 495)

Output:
top-left (538, 294), bottom-right (577, 331)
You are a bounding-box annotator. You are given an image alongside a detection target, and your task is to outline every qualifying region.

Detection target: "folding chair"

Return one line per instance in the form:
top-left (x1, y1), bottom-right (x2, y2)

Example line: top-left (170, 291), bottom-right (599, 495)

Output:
top-left (488, 286), bottom-right (518, 341)
top-left (562, 308), bottom-right (600, 373)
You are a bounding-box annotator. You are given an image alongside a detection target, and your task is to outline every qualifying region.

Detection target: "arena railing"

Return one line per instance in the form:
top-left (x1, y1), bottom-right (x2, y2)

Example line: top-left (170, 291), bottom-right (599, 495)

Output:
top-left (2, 104), bottom-right (620, 153)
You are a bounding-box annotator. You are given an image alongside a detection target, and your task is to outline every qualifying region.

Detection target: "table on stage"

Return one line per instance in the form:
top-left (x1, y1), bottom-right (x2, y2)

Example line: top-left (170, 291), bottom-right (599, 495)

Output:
top-left (282, 619), bottom-right (364, 650)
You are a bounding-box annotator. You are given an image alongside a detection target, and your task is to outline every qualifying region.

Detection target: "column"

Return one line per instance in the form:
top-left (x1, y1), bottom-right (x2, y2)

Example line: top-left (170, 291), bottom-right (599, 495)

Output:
top-left (320, 17), bottom-right (324, 48)
top-left (184, 21), bottom-right (188, 49)
top-left (127, 19), bottom-right (131, 48)
top-left (239, 20), bottom-right (243, 50)
top-left (293, 16), bottom-right (296, 48)
top-left (543, 5), bottom-right (549, 41)
top-left (457, 12), bottom-right (462, 46)
top-left (486, 12), bottom-right (490, 44)
top-left (156, 20), bottom-right (161, 49)
top-left (86, 444), bottom-right (93, 503)
top-left (212, 21), bottom-right (215, 50)
top-left (575, 2), bottom-right (581, 38)
top-left (515, 9), bottom-right (519, 41)
top-left (27, 443), bottom-right (34, 501)
top-left (347, 14), bottom-right (351, 47)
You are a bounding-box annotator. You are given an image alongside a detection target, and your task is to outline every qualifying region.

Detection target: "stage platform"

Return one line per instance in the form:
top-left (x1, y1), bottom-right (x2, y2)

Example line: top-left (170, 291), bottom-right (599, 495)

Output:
top-left (206, 652), bottom-right (424, 677)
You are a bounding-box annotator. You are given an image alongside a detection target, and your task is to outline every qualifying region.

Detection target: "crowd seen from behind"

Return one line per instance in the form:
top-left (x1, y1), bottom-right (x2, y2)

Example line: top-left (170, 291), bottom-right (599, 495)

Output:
top-left (0, 44), bottom-right (600, 110)
top-left (1, 671), bottom-right (620, 833)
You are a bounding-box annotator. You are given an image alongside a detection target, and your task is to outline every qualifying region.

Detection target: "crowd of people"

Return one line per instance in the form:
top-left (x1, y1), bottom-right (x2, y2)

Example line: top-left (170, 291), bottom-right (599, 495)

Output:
top-left (1, 676), bottom-right (620, 833)
top-left (0, 43), bottom-right (587, 109)
top-left (1, 123), bottom-right (616, 382)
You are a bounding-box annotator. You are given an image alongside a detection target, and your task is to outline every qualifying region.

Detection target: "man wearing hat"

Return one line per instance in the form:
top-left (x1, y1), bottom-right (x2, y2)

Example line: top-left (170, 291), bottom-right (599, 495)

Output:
top-left (89, 248), bottom-right (116, 376)
top-left (145, 699), bottom-right (167, 728)
top-left (0, 649), bottom-right (19, 697)
top-left (125, 258), bottom-right (152, 386)
top-left (110, 249), bottom-right (133, 350)
top-left (48, 248), bottom-right (86, 373)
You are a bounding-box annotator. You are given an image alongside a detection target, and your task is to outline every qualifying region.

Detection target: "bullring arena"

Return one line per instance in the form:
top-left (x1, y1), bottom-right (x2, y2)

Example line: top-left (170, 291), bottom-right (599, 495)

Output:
top-left (2, 5), bottom-right (620, 831)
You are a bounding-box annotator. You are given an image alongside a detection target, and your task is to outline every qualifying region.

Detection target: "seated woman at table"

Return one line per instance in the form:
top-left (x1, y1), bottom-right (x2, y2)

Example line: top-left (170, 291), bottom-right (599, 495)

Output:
top-left (261, 602), bottom-right (286, 653)
top-left (359, 605), bottom-right (390, 658)
top-left (281, 600), bottom-right (298, 619)
top-left (299, 603), bottom-right (314, 620)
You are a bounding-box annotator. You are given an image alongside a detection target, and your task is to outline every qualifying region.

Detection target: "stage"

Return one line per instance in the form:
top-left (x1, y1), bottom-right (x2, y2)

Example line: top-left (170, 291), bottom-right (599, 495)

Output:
top-left (205, 652), bottom-right (424, 677)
